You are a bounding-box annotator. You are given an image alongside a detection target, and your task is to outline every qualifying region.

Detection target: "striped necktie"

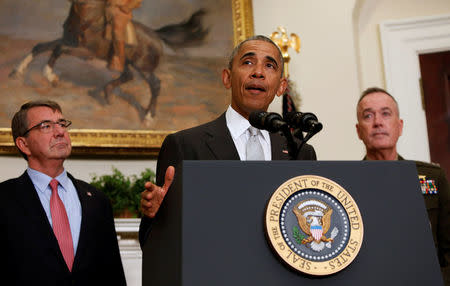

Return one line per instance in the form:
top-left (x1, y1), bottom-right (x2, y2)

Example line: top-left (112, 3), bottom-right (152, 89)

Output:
top-left (49, 179), bottom-right (74, 271)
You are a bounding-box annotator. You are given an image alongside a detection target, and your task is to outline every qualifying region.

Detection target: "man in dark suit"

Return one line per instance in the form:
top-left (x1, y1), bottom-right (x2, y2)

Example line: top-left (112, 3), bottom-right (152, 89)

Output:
top-left (356, 87), bottom-right (450, 285)
top-left (139, 35), bottom-right (317, 247)
top-left (0, 100), bottom-right (126, 286)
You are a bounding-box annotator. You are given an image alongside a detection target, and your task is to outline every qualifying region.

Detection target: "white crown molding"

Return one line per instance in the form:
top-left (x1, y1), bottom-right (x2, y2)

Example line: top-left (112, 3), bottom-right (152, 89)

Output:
top-left (380, 14), bottom-right (450, 30)
top-left (379, 14), bottom-right (450, 161)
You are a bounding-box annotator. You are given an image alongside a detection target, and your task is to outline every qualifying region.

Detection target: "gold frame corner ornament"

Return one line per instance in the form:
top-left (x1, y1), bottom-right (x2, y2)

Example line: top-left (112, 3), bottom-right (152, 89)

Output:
top-left (0, 1), bottom-right (254, 157)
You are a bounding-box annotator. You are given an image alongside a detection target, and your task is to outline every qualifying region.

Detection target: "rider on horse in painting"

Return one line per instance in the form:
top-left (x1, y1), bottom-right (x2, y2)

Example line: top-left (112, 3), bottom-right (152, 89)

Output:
top-left (105, 0), bottom-right (142, 71)
top-left (67, 0), bottom-right (142, 72)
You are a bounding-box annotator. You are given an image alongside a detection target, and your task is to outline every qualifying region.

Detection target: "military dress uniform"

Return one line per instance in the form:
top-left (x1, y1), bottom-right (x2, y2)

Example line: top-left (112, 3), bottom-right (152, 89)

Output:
top-left (400, 156), bottom-right (450, 286)
top-left (363, 155), bottom-right (450, 284)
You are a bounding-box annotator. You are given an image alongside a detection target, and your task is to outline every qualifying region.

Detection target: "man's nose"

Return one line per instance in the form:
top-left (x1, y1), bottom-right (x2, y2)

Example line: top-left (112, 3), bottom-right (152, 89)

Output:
top-left (373, 113), bottom-right (383, 126)
top-left (251, 64), bottom-right (265, 78)
top-left (53, 123), bottom-right (66, 136)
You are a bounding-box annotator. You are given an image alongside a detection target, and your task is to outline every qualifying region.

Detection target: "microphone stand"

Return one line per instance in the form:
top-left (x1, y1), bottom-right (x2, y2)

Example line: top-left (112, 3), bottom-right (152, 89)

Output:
top-left (280, 125), bottom-right (298, 160)
top-left (291, 127), bottom-right (321, 159)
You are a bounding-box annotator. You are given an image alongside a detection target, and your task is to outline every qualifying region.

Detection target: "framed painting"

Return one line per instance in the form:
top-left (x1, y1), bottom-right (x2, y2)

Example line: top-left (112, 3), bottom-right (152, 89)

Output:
top-left (0, 0), bottom-right (254, 157)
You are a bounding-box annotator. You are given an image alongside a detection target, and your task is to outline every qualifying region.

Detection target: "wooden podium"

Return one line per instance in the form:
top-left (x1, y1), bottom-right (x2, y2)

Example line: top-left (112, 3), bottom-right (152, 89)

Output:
top-left (142, 161), bottom-right (443, 285)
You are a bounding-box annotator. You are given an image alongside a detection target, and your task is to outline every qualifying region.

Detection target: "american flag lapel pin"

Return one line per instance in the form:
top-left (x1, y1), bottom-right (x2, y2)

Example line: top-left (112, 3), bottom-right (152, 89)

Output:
top-left (282, 150), bottom-right (289, 154)
top-left (87, 191), bottom-right (92, 197)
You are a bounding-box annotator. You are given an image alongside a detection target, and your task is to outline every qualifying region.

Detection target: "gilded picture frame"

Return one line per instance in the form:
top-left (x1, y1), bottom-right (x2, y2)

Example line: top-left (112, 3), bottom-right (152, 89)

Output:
top-left (0, 0), bottom-right (254, 157)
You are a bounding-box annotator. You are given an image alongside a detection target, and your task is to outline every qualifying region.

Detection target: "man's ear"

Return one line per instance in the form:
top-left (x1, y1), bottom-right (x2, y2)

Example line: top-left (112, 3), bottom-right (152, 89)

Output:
top-left (399, 119), bottom-right (404, 136)
top-left (276, 77), bottom-right (288, 97)
top-left (222, 69), bottom-right (232, 89)
top-left (15, 137), bottom-right (31, 157)
top-left (355, 123), bottom-right (362, 140)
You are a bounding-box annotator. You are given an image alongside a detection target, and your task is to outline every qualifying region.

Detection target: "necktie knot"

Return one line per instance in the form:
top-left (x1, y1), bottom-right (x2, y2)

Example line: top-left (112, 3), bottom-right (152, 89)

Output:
top-left (248, 126), bottom-right (259, 136)
top-left (50, 179), bottom-right (59, 192)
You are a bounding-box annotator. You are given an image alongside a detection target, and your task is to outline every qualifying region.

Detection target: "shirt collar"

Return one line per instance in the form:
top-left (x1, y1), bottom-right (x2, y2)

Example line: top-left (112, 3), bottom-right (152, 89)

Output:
top-left (225, 105), bottom-right (270, 142)
top-left (27, 167), bottom-right (70, 193)
top-left (363, 154), bottom-right (400, 161)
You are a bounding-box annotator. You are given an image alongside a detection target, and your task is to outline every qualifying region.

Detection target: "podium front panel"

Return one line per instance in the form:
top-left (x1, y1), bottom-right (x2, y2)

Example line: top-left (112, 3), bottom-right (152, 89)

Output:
top-left (143, 161), bottom-right (443, 286)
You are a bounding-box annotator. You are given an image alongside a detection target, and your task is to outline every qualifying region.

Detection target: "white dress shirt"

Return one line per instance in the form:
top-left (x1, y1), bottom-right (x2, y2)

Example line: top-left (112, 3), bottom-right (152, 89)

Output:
top-left (225, 105), bottom-right (271, 160)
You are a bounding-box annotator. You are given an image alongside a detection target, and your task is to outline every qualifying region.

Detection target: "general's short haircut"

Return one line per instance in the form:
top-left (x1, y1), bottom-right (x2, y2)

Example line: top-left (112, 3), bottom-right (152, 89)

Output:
top-left (227, 35), bottom-right (285, 77)
top-left (11, 100), bottom-right (62, 160)
top-left (357, 87), bottom-right (400, 116)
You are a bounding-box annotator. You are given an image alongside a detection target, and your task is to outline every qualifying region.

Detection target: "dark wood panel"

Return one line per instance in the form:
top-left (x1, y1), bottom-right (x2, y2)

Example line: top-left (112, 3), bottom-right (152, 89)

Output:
top-left (419, 50), bottom-right (450, 180)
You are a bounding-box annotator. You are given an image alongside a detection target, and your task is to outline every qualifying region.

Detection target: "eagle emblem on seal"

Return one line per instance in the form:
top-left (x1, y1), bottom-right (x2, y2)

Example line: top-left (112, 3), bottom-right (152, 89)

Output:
top-left (293, 199), bottom-right (339, 252)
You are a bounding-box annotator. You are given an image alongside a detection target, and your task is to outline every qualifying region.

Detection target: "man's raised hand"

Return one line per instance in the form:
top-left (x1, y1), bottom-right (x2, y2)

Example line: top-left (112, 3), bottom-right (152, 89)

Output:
top-left (140, 166), bottom-right (175, 218)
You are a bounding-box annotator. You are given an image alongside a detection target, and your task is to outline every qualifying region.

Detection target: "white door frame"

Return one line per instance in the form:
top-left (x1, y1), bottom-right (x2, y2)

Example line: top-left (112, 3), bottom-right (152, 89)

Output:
top-left (379, 14), bottom-right (450, 161)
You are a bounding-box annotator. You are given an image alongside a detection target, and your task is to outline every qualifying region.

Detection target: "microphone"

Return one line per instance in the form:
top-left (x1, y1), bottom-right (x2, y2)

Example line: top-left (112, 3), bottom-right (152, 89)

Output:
top-left (249, 111), bottom-right (288, 133)
top-left (285, 111), bottom-right (323, 133)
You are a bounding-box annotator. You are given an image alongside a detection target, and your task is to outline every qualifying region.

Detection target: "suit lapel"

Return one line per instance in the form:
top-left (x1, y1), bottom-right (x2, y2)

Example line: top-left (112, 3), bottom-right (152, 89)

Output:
top-left (203, 113), bottom-right (240, 160)
top-left (16, 172), bottom-right (53, 229)
top-left (270, 132), bottom-right (291, 160)
top-left (202, 114), bottom-right (291, 160)
top-left (16, 172), bottom-right (68, 267)
top-left (67, 173), bottom-right (89, 271)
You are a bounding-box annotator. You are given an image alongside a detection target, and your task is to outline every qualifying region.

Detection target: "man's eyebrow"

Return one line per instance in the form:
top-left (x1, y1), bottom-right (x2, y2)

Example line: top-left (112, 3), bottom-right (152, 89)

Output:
top-left (34, 118), bottom-right (66, 124)
top-left (265, 55), bottom-right (279, 68)
top-left (361, 106), bottom-right (392, 114)
top-left (239, 52), bottom-right (256, 61)
top-left (239, 52), bottom-right (279, 68)
top-left (361, 107), bottom-right (374, 114)
top-left (35, 120), bottom-right (53, 124)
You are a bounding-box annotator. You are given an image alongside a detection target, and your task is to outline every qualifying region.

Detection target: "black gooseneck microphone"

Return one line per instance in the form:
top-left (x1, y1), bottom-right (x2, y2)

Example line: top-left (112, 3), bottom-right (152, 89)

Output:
top-left (284, 111), bottom-right (323, 133)
top-left (249, 111), bottom-right (297, 159)
top-left (249, 111), bottom-right (288, 133)
top-left (248, 110), bottom-right (323, 159)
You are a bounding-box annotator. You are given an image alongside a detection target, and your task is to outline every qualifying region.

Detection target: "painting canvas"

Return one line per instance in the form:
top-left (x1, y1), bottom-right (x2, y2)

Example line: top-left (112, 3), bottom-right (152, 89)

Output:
top-left (0, 0), bottom-right (253, 155)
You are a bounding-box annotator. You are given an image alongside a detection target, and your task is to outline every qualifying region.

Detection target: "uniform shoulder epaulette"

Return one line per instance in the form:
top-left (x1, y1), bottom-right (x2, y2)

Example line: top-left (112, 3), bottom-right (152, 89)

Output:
top-left (430, 161), bottom-right (440, 167)
top-left (414, 160), bottom-right (440, 169)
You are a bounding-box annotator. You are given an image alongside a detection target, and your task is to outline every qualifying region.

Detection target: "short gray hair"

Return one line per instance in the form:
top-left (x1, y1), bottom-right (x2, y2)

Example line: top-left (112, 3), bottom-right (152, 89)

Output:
top-left (357, 86), bottom-right (400, 116)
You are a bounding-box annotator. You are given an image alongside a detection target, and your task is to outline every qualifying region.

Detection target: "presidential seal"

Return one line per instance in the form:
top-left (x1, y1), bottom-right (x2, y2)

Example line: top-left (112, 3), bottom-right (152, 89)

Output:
top-left (265, 175), bottom-right (363, 276)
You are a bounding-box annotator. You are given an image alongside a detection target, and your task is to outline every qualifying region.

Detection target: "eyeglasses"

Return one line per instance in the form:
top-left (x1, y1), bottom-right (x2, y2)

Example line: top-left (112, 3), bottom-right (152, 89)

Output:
top-left (22, 119), bottom-right (72, 136)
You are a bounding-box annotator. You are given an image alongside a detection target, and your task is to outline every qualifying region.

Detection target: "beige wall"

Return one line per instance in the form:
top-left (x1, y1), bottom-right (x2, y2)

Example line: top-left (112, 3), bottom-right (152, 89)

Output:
top-left (1, 0), bottom-right (450, 182)
top-left (357, 0), bottom-right (450, 89)
top-left (355, 0), bottom-right (450, 162)
top-left (259, 0), bottom-right (450, 160)
top-left (256, 0), bottom-right (363, 160)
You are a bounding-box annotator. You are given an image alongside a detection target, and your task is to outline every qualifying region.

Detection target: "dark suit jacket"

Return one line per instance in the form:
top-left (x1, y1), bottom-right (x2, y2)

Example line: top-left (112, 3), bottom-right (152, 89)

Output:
top-left (139, 113), bottom-right (317, 247)
top-left (0, 172), bottom-right (126, 286)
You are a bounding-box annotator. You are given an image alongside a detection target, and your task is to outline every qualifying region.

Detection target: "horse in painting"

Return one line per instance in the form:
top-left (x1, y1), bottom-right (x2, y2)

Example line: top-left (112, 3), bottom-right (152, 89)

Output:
top-left (10, 3), bottom-right (208, 119)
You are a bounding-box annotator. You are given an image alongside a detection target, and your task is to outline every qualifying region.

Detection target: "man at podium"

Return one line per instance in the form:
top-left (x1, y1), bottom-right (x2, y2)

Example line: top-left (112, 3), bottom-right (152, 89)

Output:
top-left (355, 86), bottom-right (450, 285)
top-left (139, 35), bottom-right (317, 247)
